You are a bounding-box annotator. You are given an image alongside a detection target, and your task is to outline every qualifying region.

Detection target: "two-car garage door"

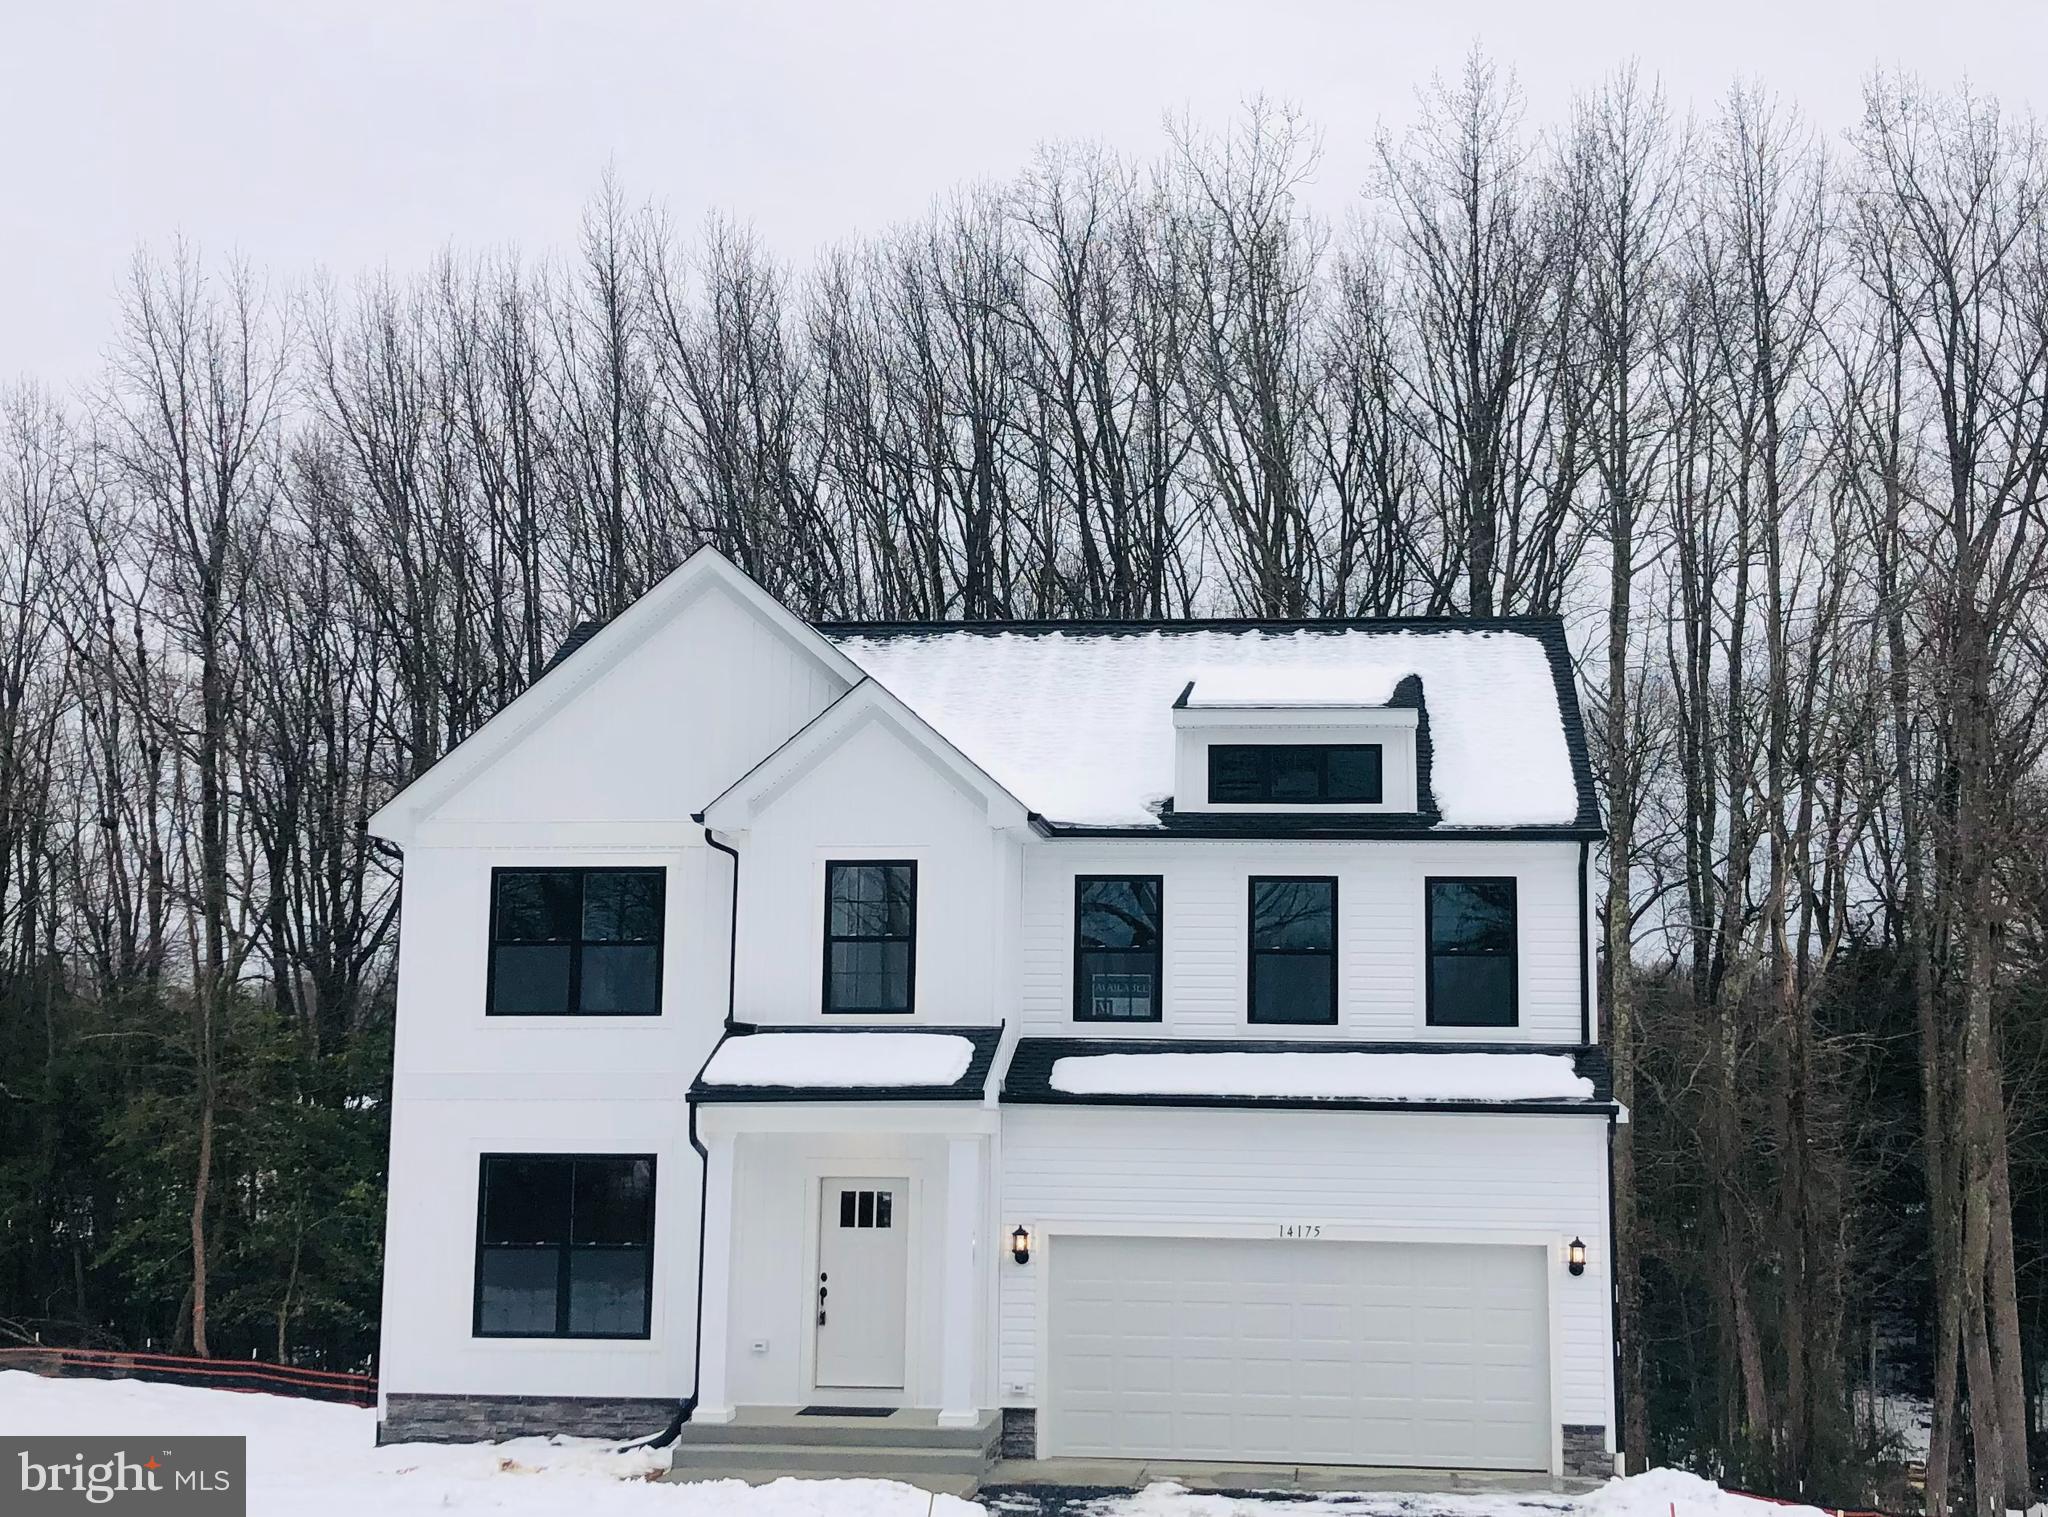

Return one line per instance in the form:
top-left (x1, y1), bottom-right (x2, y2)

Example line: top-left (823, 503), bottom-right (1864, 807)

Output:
top-left (1046, 1235), bottom-right (1551, 1470)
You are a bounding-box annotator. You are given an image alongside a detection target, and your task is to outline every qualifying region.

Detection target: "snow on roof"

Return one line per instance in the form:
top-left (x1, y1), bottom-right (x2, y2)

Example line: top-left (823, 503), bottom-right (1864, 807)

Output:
top-left (1180, 664), bottom-right (1404, 708)
top-left (827, 626), bottom-right (1582, 828)
top-left (699, 1031), bottom-right (976, 1088)
top-left (1047, 1049), bottom-right (1597, 1103)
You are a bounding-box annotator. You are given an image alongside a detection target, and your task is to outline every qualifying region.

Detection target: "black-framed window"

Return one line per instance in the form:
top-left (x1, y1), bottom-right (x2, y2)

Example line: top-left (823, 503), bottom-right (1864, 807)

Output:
top-left (488, 868), bottom-right (665, 1016)
top-left (474, 1154), bottom-right (655, 1338)
top-left (1208, 744), bottom-right (1383, 805)
top-left (1249, 877), bottom-right (1338, 1025)
top-left (1075, 875), bottom-right (1163, 1022)
top-left (1426, 877), bottom-right (1518, 1027)
top-left (823, 861), bottom-right (917, 1014)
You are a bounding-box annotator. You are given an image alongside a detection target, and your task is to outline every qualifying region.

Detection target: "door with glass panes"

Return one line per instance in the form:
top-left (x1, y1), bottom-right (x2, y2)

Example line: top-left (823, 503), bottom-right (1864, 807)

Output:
top-left (813, 1178), bottom-right (908, 1391)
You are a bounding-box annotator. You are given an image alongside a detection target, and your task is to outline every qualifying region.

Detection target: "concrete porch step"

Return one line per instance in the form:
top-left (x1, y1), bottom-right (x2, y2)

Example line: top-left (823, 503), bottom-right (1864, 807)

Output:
top-left (675, 1407), bottom-right (1000, 1452)
top-left (673, 1442), bottom-right (992, 1477)
top-left (670, 1408), bottom-right (1002, 1492)
top-left (666, 1465), bottom-right (981, 1500)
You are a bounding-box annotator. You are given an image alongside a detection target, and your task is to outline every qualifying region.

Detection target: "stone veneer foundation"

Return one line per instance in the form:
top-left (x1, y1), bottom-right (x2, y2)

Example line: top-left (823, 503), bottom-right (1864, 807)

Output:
top-left (998, 1406), bottom-right (1037, 1460)
top-left (1561, 1423), bottom-right (1613, 1478)
top-left (378, 1393), bottom-right (680, 1445)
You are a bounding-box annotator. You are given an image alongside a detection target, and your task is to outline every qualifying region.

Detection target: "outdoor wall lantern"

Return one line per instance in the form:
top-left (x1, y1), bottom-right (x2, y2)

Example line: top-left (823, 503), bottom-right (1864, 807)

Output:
top-left (1567, 1237), bottom-right (1587, 1277)
top-left (1011, 1225), bottom-right (1032, 1264)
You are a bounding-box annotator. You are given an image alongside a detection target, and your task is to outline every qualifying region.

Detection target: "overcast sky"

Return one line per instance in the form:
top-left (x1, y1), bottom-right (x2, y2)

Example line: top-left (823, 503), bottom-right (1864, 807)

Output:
top-left (5, 0), bottom-right (2044, 384)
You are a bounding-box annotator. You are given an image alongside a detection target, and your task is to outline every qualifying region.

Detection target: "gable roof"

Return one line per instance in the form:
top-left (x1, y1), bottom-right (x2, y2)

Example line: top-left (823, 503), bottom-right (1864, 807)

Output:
top-left (375, 542), bottom-right (1601, 844)
top-left (696, 676), bottom-right (1031, 831)
top-left (364, 547), bottom-right (862, 844)
top-left (819, 619), bottom-right (1601, 835)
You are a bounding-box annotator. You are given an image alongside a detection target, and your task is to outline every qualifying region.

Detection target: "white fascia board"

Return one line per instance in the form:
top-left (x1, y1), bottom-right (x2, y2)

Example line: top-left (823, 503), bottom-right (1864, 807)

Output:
top-left (366, 546), bottom-right (861, 845)
top-left (700, 678), bottom-right (1031, 832)
top-left (697, 1103), bottom-right (1002, 1138)
top-left (1170, 705), bottom-right (1420, 734)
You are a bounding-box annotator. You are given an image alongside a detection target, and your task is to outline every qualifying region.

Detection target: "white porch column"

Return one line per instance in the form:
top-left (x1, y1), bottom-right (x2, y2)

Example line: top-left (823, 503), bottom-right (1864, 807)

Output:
top-left (693, 1131), bottom-right (738, 1424)
top-left (937, 1133), bottom-right (983, 1427)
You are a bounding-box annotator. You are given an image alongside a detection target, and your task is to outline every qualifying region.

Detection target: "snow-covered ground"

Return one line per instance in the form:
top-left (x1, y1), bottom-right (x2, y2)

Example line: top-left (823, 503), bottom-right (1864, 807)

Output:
top-left (1000, 1470), bottom-right (1824, 1516)
top-left (0, 1371), bottom-right (1826, 1517)
top-left (0, 1373), bottom-right (970, 1517)
top-left (1854, 1386), bottom-right (1933, 1462)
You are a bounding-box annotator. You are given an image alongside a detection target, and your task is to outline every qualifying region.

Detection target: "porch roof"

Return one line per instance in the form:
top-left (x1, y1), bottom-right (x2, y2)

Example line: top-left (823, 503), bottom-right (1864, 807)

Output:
top-left (690, 1023), bottom-right (1005, 1104)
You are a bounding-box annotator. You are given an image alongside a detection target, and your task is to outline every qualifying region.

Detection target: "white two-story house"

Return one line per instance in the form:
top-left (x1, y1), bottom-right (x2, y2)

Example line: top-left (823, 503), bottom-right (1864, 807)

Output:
top-left (366, 547), bottom-right (1619, 1484)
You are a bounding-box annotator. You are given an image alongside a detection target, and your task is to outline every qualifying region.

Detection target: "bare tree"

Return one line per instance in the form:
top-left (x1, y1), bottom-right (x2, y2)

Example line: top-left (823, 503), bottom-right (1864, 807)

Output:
top-left (1568, 62), bottom-right (1686, 1469)
top-left (1171, 100), bottom-right (1328, 616)
top-left (1851, 75), bottom-right (2048, 1516)
top-left (1380, 51), bottom-right (1563, 614)
top-left (106, 245), bottom-right (286, 1355)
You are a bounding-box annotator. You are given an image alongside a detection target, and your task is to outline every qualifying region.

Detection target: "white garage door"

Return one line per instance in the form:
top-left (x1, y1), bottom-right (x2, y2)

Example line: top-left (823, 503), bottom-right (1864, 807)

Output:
top-left (1046, 1235), bottom-right (1551, 1470)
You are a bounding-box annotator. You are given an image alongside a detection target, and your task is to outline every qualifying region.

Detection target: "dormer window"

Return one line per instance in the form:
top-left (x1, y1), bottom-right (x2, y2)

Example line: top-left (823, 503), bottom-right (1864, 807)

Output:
top-left (1172, 671), bottom-right (1421, 814)
top-left (1207, 744), bottom-right (1383, 806)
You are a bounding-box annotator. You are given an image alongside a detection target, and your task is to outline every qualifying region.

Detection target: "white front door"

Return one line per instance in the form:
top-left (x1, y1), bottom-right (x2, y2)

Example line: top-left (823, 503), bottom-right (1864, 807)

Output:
top-left (814, 1178), bottom-right (909, 1391)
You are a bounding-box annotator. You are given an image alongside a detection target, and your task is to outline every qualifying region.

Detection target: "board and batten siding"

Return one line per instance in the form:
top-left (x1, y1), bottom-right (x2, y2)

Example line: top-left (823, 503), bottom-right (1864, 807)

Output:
top-left (379, 840), bottom-right (725, 1406)
top-left (431, 576), bottom-right (848, 832)
top-left (378, 1089), bottom-right (699, 1402)
top-left (712, 1131), bottom-right (965, 1410)
top-left (380, 572), bottom-right (846, 1407)
top-left (729, 714), bottom-right (1022, 1026)
top-left (997, 1106), bottom-right (1615, 1432)
top-left (1020, 838), bottom-right (1586, 1041)
top-left (389, 841), bottom-right (728, 1078)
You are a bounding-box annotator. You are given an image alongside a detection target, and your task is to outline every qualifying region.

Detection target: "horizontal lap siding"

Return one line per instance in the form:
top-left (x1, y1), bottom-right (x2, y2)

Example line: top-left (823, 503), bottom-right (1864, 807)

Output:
top-left (997, 1107), bottom-right (1613, 1429)
top-left (1020, 839), bottom-right (1583, 1041)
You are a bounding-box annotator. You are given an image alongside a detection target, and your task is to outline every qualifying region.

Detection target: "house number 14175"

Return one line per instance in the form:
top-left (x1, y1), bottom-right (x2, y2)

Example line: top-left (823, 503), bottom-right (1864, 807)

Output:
top-left (1277, 1223), bottom-right (1323, 1239)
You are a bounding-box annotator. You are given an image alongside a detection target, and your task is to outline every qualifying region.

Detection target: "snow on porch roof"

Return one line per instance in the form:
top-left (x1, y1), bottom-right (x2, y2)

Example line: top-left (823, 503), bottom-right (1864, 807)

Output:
top-left (691, 1025), bottom-right (1006, 1104)
top-left (1049, 1049), bottom-right (1596, 1104)
top-left (820, 620), bottom-right (1598, 832)
top-left (1003, 1037), bottom-right (1616, 1114)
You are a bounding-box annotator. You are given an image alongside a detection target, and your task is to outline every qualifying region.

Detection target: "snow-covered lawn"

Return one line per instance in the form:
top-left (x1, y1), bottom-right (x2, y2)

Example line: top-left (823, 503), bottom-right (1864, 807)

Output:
top-left (0, 1372), bottom-right (970, 1516)
top-left (0, 1371), bottom-right (1824, 1517)
top-left (1008, 1470), bottom-right (1820, 1516)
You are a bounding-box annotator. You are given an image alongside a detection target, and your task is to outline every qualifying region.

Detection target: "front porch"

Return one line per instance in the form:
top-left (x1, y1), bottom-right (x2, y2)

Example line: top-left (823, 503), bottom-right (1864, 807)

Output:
top-left (691, 1095), bottom-right (1000, 1432)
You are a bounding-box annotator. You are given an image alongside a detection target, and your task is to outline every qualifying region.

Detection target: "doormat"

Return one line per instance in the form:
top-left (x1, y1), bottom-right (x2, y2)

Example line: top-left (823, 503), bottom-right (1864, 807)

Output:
top-left (797, 1405), bottom-right (896, 1417)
